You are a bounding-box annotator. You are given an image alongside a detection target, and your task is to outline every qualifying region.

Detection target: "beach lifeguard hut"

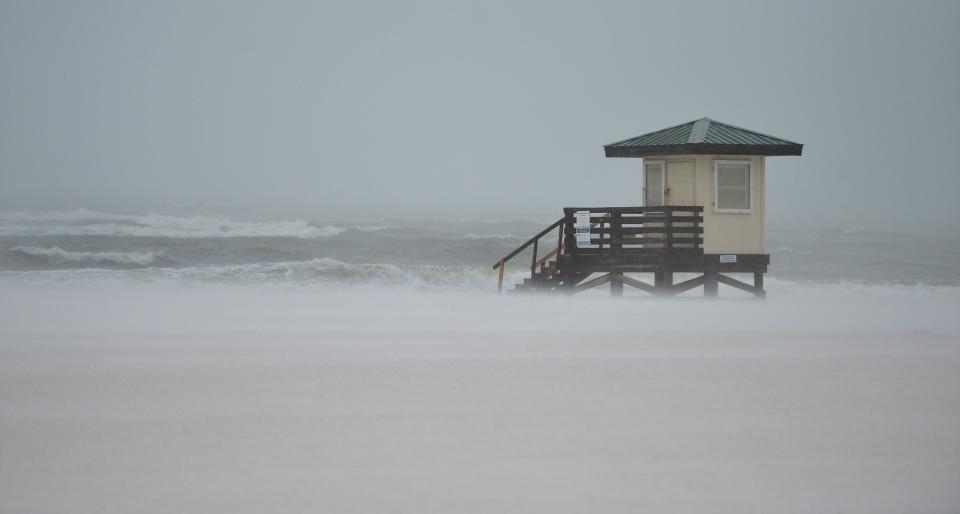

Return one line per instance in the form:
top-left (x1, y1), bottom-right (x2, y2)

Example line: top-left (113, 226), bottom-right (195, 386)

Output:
top-left (494, 118), bottom-right (802, 297)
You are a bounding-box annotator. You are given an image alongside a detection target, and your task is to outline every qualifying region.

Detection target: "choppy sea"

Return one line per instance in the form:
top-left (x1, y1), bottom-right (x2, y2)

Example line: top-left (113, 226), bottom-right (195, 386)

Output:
top-left (1, 208), bottom-right (957, 291)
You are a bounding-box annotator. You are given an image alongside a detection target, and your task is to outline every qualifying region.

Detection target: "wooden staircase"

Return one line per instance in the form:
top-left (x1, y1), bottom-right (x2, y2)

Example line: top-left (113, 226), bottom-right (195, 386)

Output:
top-left (493, 216), bottom-right (565, 293)
top-left (493, 213), bottom-right (610, 293)
top-left (514, 259), bottom-right (562, 292)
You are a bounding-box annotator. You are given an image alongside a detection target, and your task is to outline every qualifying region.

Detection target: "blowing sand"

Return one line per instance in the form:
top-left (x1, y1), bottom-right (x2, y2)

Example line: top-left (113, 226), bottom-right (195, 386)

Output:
top-left (1, 284), bottom-right (959, 513)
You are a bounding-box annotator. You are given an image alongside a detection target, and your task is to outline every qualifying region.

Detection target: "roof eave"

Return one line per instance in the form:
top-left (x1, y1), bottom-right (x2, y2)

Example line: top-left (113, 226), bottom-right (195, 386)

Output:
top-left (603, 143), bottom-right (803, 158)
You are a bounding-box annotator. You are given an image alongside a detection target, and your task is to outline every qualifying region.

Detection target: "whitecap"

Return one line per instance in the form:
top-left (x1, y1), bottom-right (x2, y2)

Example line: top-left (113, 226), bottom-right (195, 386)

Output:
top-left (11, 246), bottom-right (160, 266)
top-left (0, 257), bottom-right (501, 290)
top-left (463, 233), bottom-right (521, 240)
top-left (0, 209), bottom-right (345, 238)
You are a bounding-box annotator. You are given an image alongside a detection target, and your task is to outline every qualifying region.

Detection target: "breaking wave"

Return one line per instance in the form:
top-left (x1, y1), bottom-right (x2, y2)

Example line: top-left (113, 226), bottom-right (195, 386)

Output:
top-left (0, 209), bottom-right (344, 238)
top-left (174, 258), bottom-right (495, 288)
top-left (11, 246), bottom-right (162, 267)
top-left (463, 233), bottom-right (522, 240)
top-left (0, 258), bottom-right (507, 290)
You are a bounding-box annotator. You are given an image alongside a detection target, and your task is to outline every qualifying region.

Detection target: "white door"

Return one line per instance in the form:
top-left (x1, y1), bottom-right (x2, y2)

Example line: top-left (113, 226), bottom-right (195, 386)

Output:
top-left (644, 160), bottom-right (695, 248)
top-left (666, 160), bottom-right (696, 248)
top-left (665, 161), bottom-right (694, 206)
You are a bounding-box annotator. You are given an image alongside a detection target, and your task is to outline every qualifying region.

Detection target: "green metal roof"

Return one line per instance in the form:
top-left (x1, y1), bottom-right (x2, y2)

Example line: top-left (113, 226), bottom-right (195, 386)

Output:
top-left (604, 118), bottom-right (803, 157)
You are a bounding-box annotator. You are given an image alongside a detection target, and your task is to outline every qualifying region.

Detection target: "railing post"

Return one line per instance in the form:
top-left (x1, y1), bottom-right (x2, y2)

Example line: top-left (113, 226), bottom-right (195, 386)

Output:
top-left (610, 208), bottom-right (622, 250)
top-left (695, 207), bottom-right (703, 250)
top-left (556, 223), bottom-right (563, 261)
top-left (497, 259), bottom-right (505, 293)
top-left (563, 209), bottom-right (576, 255)
top-left (530, 239), bottom-right (538, 279)
top-left (665, 206), bottom-right (674, 253)
top-left (561, 209), bottom-right (577, 292)
top-left (610, 208), bottom-right (623, 297)
top-left (598, 219), bottom-right (605, 249)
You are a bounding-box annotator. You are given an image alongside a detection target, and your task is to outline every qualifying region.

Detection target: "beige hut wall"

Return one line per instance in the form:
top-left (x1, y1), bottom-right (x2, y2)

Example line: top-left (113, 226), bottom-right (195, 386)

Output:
top-left (646, 154), bottom-right (765, 254)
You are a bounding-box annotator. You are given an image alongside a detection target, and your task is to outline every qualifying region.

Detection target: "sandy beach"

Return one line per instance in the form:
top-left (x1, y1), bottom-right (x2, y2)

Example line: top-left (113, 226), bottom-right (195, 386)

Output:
top-left (1, 284), bottom-right (958, 513)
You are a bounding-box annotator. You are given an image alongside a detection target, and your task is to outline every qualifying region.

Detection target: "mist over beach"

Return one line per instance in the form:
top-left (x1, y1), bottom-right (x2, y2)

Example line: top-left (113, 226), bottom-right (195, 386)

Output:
top-left (2, 0), bottom-right (960, 513)
top-left (3, 279), bottom-right (960, 513)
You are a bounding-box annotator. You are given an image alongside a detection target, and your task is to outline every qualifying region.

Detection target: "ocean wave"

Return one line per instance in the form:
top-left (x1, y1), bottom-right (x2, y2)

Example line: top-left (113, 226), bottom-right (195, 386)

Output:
top-left (0, 209), bottom-right (344, 238)
top-left (353, 225), bottom-right (394, 232)
top-left (2, 266), bottom-right (958, 300)
top-left (10, 245), bottom-right (162, 266)
top-left (179, 258), bottom-right (495, 288)
top-left (0, 258), bottom-right (508, 290)
top-left (463, 233), bottom-right (522, 240)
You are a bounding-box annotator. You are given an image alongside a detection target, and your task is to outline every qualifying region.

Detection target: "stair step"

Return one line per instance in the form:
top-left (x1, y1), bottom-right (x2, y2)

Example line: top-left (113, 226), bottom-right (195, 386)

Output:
top-left (516, 260), bottom-right (566, 292)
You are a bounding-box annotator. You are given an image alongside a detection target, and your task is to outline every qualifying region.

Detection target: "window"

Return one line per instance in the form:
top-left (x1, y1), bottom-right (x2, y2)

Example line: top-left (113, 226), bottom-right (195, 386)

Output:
top-left (714, 160), bottom-right (753, 213)
top-left (644, 161), bottom-right (664, 206)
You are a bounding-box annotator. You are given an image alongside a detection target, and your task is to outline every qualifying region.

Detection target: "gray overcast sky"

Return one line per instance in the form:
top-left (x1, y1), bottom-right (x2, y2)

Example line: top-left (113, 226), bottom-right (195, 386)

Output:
top-left (1, 0), bottom-right (958, 228)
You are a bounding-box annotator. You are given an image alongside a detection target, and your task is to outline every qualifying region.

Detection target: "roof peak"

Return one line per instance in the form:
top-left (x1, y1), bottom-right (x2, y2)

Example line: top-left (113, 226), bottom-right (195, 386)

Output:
top-left (688, 118), bottom-right (711, 144)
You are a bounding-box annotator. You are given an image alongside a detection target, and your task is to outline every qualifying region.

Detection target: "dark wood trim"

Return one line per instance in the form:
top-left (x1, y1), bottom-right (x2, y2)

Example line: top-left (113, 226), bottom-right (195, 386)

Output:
top-left (715, 273), bottom-right (760, 294)
top-left (604, 143), bottom-right (803, 158)
top-left (566, 206), bottom-right (702, 214)
top-left (621, 275), bottom-right (656, 294)
top-left (703, 254), bottom-right (770, 265)
top-left (670, 274), bottom-right (706, 294)
top-left (572, 273), bottom-right (611, 293)
top-left (592, 226), bottom-right (703, 235)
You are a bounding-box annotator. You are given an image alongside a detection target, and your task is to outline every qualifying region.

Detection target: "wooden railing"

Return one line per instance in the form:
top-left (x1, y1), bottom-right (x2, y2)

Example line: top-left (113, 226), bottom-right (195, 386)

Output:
top-left (562, 206), bottom-right (703, 254)
top-left (492, 217), bottom-right (564, 292)
top-left (527, 213), bottom-right (610, 269)
top-left (492, 213), bottom-right (620, 292)
top-left (492, 206), bottom-right (704, 292)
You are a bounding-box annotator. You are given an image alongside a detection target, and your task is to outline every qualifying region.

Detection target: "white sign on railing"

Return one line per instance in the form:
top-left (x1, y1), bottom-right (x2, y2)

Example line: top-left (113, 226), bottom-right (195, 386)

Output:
top-left (574, 210), bottom-right (591, 248)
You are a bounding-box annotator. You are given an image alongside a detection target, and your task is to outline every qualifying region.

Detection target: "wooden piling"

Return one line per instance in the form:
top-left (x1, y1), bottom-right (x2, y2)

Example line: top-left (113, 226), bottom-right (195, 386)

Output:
top-left (704, 272), bottom-right (718, 298)
top-left (754, 271), bottom-right (766, 298)
top-left (610, 272), bottom-right (623, 296)
top-left (654, 271), bottom-right (673, 295)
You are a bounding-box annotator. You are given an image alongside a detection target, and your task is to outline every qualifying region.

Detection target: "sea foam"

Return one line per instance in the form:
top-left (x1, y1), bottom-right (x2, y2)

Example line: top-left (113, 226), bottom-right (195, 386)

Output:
top-left (0, 209), bottom-right (344, 238)
top-left (0, 257), bottom-right (499, 290)
top-left (11, 246), bottom-right (161, 266)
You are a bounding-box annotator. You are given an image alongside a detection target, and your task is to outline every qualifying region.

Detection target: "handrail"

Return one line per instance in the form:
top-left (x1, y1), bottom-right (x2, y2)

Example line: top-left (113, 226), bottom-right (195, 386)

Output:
top-left (492, 217), bottom-right (564, 293)
top-left (492, 214), bottom-right (614, 292)
top-left (534, 247), bottom-right (559, 269)
top-left (492, 217), bottom-right (563, 270)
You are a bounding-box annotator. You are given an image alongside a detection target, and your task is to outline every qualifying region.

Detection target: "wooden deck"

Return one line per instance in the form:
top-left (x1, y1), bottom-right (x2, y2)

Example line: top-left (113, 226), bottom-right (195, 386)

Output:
top-left (494, 206), bottom-right (767, 297)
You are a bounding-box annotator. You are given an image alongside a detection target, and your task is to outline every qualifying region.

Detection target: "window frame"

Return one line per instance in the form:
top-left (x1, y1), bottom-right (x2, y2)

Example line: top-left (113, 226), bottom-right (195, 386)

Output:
top-left (644, 160), bottom-right (666, 207)
top-left (713, 159), bottom-right (754, 214)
